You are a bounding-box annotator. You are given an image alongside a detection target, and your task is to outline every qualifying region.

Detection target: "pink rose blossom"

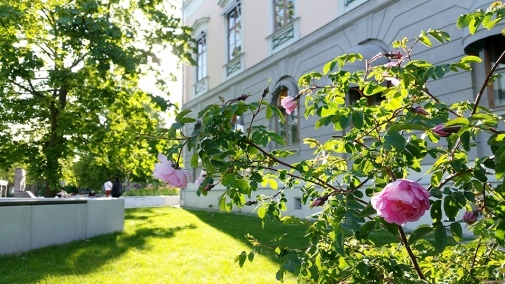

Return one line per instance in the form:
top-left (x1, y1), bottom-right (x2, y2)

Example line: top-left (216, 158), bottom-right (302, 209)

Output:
top-left (371, 179), bottom-right (430, 226)
top-left (153, 153), bottom-right (192, 188)
top-left (195, 170), bottom-right (206, 186)
top-left (385, 76), bottom-right (400, 86)
top-left (281, 96), bottom-right (297, 115)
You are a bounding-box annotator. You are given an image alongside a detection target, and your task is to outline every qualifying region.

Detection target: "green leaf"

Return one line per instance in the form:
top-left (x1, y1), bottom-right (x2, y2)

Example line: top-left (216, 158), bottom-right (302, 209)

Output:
top-left (381, 218), bottom-right (399, 237)
top-left (384, 131), bottom-right (407, 150)
top-left (443, 195), bottom-right (459, 219)
top-left (418, 30), bottom-right (432, 47)
top-left (352, 112), bottom-right (364, 129)
top-left (358, 221), bottom-right (376, 239)
top-left (431, 200), bottom-right (442, 222)
top-left (235, 251), bottom-right (247, 267)
top-left (323, 59), bottom-right (337, 75)
top-left (175, 109), bottom-right (192, 121)
top-left (444, 117), bottom-right (469, 126)
top-left (450, 222), bottom-right (463, 242)
top-left (258, 206), bottom-right (267, 219)
top-left (389, 123), bottom-right (426, 132)
top-left (457, 14), bottom-right (472, 28)
top-left (409, 225), bottom-right (433, 244)
top-left (434, 225), bottom-right (447, 253)
top-left (496, 221), bottom-right (505, 246)
top-left (460, 55), bottom-right (482, 64)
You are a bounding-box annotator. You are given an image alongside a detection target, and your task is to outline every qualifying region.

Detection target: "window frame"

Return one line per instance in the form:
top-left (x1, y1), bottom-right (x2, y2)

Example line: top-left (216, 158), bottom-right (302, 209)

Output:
top-left (485, 36), bottom-right (505, 109)
top-left (196, 33), bottom-right (207, 82)
top-left (272, 78), bottom-right (300, 148)
top-left (273, 0), bottom-right (295, 32)
top-left (226, 3), bottom-right (242, 62)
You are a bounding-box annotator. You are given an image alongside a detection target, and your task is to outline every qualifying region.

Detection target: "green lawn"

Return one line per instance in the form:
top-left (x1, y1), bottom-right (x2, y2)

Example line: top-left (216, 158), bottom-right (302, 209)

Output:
top-left (0, 207), bottom-right (310, 284)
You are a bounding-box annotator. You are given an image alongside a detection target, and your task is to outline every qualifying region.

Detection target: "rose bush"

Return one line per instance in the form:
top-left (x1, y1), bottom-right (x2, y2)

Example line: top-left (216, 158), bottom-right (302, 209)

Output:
top-left (158, 3), bottom-right (505, 283)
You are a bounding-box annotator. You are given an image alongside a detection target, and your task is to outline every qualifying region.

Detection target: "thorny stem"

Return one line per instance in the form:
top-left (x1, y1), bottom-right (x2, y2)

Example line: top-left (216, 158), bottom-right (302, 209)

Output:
top-left (247, 86), bottom-right (269, 138)
top-left (398, 225), bottom-right (426, 280)
top-left (470, 238), bottom-right (482, 276)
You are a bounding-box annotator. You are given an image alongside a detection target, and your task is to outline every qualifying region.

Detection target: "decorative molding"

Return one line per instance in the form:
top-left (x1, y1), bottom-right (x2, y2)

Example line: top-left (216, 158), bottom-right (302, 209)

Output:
top-left (337, 0), bottom-right (369, 17)
top-left (267, 17), bottom-right (300, 54)
top-left (225, 55), bottom-right (242, 77)
top-left (193, 77), bottom-right (208, 97)
top-left (192, 17), bottom-right (210, 36)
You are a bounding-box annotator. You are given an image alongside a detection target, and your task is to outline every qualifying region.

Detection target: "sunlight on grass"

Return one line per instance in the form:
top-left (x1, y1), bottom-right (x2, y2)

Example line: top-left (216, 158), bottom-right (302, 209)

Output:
top-left (0, 207), bottom-right (309, 284)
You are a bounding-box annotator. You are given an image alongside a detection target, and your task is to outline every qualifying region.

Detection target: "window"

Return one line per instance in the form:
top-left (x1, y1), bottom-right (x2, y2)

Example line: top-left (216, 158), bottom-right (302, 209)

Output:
top-left (231, 114), bottom-right (244, 132)
top-left (272, 77), bottom-right (299, 147)
top-left (226, 3), bottom-right (242, 61)
top-left (485, 35), bottom-right (505, 108)
top-left (294, 197), bottom-right (302, 209)
top-left (273, 0), bottom-right (295, 31)
top-left (196, 33), bottom-right (207, 81)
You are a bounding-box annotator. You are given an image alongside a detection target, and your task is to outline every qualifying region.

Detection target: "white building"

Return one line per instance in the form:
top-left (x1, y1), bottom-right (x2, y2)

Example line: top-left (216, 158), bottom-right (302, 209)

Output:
top-left (179, 0), bottom-right (505, 221)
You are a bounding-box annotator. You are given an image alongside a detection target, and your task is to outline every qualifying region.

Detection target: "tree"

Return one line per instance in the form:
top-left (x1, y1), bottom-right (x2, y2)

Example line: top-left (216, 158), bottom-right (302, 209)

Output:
top-left (159, 3), bottom-right (505, 283)
top-left (0, 0), bottom-right (193, 196)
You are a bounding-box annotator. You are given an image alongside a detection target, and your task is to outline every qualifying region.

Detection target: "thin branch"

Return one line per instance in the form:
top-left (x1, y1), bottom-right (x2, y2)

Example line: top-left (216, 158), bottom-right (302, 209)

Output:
top-left (398, 225), bottom-right (426, 280)
top-left (472, 50), bottom-right (505, 114)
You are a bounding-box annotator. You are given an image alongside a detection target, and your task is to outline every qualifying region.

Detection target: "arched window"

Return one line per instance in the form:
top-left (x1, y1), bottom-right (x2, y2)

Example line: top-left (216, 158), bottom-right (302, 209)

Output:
top-left (485, 35), bottom-right (505, 108)
top-left (196, 33), bottom-right (207, 81)
top-left (272, 77), bottom-right (299, 147)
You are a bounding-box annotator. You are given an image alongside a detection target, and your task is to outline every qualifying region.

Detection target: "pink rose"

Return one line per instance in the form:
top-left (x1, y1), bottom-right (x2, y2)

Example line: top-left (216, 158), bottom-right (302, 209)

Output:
top-left (281, 96), bottom-right (297, 115)
top-left (371, 179), bottom-right (430, 226)
top-left (385, 76), bottom-right (400, 86)
top-left (153, 153), bottom-right (192, 188)
top-left (195, 170), bottom-right (206, 186)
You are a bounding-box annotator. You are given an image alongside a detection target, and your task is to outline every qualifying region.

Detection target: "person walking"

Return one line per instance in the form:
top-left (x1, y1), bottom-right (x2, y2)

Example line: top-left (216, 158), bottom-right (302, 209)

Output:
top-left (103, 179), bottom-right (113, 197)
top-left (111, 176), bottom-right (122, 198)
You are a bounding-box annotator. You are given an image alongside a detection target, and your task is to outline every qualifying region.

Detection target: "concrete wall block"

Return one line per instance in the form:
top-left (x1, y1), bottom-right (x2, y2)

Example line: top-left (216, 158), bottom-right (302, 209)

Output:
top-left (31, 204), bottom-right (87, 250)
top-left (86, 199), bottom-right (124, 238)
top-left (0, 206), bottom-right (31, 255)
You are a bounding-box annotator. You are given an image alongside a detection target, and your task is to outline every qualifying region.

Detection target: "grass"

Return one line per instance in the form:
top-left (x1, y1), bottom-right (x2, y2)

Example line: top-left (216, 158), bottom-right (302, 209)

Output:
top-left (122, 187), bottom-right (179, 196)
top-left (0, 207), bottom-right (310, 284)
top-left (0, 207), bottom-right (458, 283)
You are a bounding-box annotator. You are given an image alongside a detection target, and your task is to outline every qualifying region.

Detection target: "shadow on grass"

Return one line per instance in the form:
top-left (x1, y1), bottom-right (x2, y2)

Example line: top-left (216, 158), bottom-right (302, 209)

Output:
top-left (184, 208), bottom-right (310, 267)
top-left (0, 208), bottom-right (196, 284)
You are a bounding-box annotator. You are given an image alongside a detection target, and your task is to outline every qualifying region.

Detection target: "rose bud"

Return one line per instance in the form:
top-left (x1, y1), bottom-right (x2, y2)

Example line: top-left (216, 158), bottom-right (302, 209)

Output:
top-left (311, 195), bottom-right (328, 207)
top-left (410, 106), bottom-right (428, 116)
top-left (385, 50), bottom-right (403, 59)
top-left (432, 124), bottom-right (461, 137)
top-left (463, 211), bottom-right (479, 225)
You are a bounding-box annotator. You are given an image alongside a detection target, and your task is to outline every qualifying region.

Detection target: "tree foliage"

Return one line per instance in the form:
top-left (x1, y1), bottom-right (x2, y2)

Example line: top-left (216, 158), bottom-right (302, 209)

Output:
top-left (165, 3), bottom-right (505, 283)
top-left (0, 0), bottom-right (193, 195)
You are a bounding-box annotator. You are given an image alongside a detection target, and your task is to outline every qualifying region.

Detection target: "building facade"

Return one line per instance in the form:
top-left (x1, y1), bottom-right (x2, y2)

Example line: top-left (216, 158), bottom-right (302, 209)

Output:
top-left (179, 0), bottom-right (505, 221)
